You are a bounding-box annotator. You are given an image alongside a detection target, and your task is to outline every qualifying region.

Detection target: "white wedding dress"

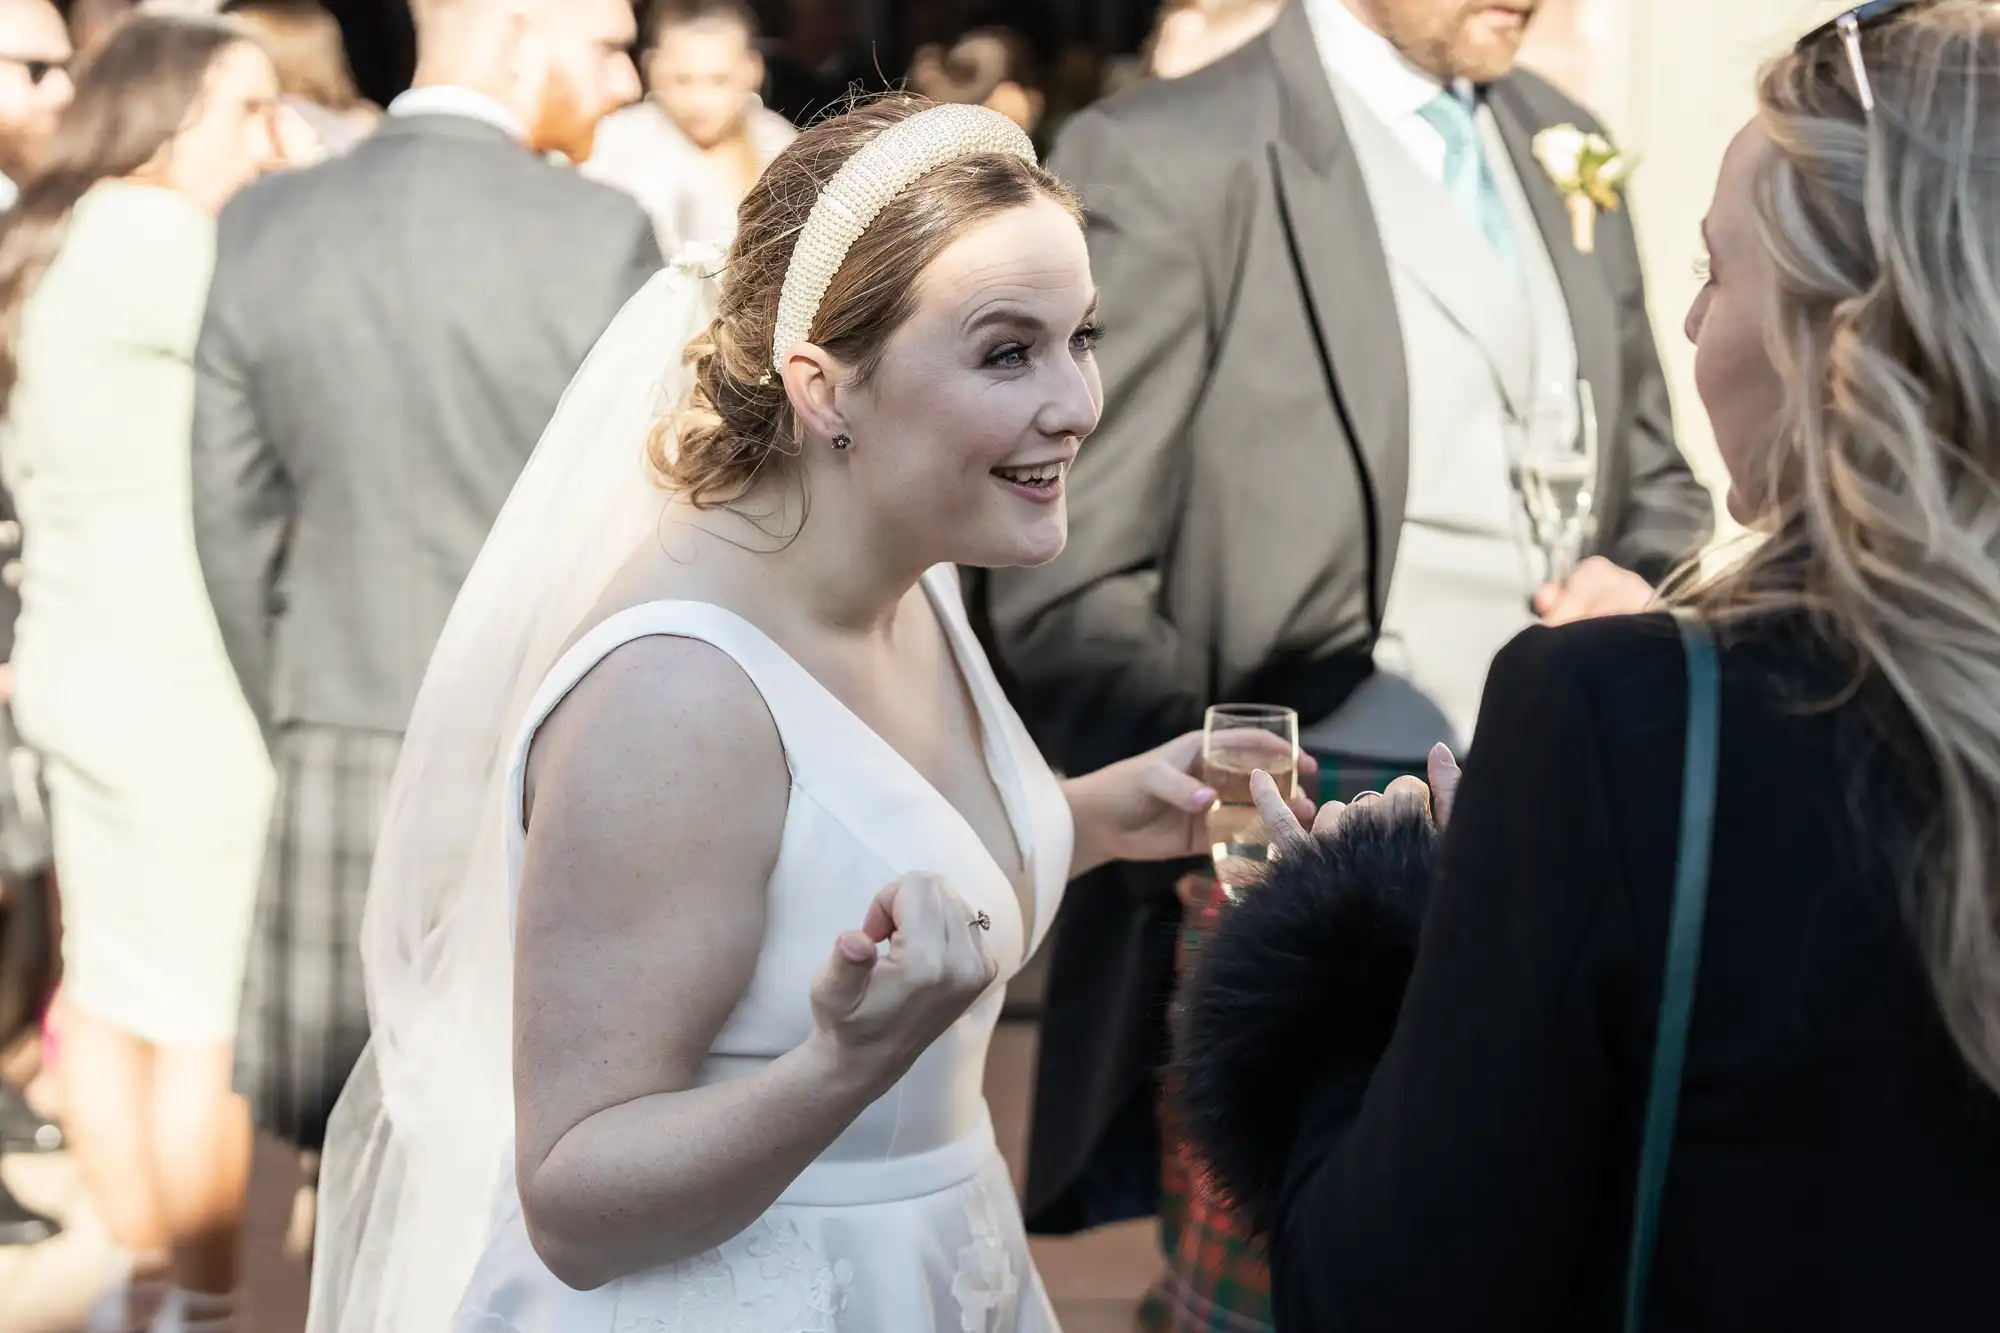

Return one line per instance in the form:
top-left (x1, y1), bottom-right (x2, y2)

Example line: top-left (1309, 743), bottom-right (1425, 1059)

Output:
top-left (452, 563), bottom-right (1072, 1333)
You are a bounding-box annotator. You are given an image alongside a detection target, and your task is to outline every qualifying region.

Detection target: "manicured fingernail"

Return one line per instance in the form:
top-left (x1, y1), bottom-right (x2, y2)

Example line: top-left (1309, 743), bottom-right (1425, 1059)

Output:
top-left (838, 934), bottom-right (873, 962)
top-left (1192, 787), bottom-right (1217, 808)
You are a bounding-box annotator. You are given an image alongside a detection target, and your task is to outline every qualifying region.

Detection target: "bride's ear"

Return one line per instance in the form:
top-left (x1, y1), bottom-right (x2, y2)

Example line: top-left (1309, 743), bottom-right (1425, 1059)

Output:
top-left (778, 344), bottom-right (848, 448)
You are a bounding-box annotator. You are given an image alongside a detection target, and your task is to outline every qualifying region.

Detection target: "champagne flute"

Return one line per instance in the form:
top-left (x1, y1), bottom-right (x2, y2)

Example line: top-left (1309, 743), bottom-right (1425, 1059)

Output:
top-left (1513, 379), bottom-right (1601, 584)
top-left (1202, 704), bottom-right (1300, 897)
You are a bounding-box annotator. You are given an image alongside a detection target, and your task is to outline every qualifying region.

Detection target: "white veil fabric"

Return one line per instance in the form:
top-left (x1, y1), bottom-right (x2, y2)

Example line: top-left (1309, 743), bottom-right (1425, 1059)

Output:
top-left (303, 247), bottom-right (725, 1333)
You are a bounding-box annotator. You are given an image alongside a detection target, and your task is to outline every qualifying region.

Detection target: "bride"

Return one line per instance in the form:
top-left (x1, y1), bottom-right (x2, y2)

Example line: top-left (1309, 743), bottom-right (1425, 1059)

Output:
top-left (306, 96), bottom-right (1315, 1332)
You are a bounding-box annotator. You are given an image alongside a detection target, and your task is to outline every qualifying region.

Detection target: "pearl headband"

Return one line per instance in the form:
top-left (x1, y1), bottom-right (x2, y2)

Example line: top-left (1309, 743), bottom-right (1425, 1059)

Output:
top-left (770, 103), bottom-right (1039, 372)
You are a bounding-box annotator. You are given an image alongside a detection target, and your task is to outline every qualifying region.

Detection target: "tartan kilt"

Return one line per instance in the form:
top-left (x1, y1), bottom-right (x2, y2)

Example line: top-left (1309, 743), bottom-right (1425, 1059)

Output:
top-left (232, 724), bottom-right (402, 1152)
top-left (1140, 755), bottom-right (1417, 1333)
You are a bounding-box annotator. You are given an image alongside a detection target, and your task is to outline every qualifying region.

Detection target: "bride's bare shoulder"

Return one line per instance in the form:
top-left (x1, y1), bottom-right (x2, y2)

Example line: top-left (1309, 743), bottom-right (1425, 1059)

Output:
top-left (520, 627), bottom-right (785, 837)
top-left (520, 520), bottom-right (789, 824)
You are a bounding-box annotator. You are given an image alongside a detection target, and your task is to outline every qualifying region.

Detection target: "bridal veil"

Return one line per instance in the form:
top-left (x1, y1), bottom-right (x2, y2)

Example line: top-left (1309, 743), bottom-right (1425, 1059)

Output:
top-left (304, 248), bottom-right (722, 1333)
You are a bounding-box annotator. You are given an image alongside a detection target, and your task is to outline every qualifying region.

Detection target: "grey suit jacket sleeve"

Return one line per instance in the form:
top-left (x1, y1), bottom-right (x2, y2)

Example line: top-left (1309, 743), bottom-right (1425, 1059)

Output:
top-left (192, 209), bottom-right (291, 733)
top-left (985, 109), bottom-right (1211, 773)
top-left (595, 205), bottom-right (666, 337)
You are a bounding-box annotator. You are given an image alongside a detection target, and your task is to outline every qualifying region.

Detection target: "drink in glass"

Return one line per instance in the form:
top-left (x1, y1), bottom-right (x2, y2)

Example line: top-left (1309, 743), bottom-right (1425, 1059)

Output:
top-left (1203, 704), bottom-right (1300, 895)
top-left (1512, 379), bottom-right (1600, 583)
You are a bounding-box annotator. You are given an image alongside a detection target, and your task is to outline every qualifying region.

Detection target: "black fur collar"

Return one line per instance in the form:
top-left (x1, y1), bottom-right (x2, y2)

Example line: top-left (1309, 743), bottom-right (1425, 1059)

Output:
top-left (1172, 812), bottom-right (1439, 1235)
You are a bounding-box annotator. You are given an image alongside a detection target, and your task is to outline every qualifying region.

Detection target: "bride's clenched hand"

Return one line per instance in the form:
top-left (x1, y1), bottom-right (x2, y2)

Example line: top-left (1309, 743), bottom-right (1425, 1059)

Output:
top-left (809, 872), bottom-right (1001, 1084)
top-left (1063, 732), bottom-right (1320, 877)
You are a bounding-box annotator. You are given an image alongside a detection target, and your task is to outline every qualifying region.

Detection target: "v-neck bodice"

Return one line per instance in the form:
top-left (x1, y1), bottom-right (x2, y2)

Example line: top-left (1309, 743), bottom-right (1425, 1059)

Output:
top-left (473, 567), bottom-right (1070, 1328)
top-left (501, 564), bottom-right (1073, 1173)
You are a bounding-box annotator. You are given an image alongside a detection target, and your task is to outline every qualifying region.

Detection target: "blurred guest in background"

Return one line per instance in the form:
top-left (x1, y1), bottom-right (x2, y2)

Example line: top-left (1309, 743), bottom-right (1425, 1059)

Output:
top-left (0, 461), bottom-right (61, 1253)
top-left (1145, 0), bottom-right (1283, 80)
top-left (220, 0), bottom-right (380, 157)
top-left (762, 0), bottom-right (881, 124)
top-left (0, 730), bottom-right (62, 1254)
top-left (585, 0), bottom-right (792, 257)
top-left (0, 14), bottom-right (282, 1328)
top-left (908, 25), bottom-right (1044, 137)
top-left (0, 0), bottom-right (68, 1250)
top-left (0, 0), bottom-right (72, 205)
top-left (191, 0), bottom-right (657, 1214)
top-left (67, 0), bottom-right (132, 56)
top-left (982, 0), bottom-right (1710, 1328)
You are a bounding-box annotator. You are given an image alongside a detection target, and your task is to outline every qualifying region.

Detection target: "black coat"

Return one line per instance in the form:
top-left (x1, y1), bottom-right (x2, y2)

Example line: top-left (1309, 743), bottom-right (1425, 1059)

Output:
top-left (1180, 612), bottom-right (2000, 1330)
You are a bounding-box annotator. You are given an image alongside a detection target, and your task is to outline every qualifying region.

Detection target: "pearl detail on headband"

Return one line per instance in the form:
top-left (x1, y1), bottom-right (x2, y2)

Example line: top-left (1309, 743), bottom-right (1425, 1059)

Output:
top-left (771, 104), bottom-right (1038, 372)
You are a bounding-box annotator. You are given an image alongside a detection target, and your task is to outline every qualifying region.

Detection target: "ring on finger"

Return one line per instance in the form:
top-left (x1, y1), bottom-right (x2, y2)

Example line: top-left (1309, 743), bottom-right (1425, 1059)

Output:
top-left (969, 910), bottom-right (992, 932)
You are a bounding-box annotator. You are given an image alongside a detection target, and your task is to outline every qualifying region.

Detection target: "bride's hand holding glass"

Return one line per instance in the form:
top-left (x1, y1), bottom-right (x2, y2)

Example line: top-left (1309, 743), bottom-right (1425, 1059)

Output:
top-left (1064, 732), bottom-right (1320, 877)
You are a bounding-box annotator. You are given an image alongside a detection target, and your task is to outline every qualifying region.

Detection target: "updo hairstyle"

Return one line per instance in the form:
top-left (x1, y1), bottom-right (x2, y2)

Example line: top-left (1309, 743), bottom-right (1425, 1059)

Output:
top-left (650, 95), bottom-right (1080, 508)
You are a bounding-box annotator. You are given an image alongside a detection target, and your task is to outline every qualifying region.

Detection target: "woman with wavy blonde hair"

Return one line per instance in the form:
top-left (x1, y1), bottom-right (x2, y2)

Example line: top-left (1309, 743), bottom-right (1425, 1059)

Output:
top-left (1179, 3), bottom-right (2000, 1328)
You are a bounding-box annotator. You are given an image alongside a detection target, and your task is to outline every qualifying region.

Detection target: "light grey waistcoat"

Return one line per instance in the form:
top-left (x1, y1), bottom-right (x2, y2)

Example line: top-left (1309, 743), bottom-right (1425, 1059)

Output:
top-left (1303, 78), bottom-right (1580, 763)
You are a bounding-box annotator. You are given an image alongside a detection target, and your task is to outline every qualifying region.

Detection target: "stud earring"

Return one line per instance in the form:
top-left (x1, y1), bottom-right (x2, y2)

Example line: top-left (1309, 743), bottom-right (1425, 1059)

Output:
top-left (831, 434), bottom-right (851, 451)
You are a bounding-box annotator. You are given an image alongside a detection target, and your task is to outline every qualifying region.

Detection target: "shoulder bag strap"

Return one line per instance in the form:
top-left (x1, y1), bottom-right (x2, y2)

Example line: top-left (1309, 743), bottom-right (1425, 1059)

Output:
top-left (1623, 614), bottom-right (1721, 1333)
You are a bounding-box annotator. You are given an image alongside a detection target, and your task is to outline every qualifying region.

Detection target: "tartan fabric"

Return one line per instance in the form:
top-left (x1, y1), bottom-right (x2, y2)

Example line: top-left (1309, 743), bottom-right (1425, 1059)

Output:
top-left (232, 724), bottom-right (401, 1152)
top-left (1140, 755), bottom-right (1417, 1333)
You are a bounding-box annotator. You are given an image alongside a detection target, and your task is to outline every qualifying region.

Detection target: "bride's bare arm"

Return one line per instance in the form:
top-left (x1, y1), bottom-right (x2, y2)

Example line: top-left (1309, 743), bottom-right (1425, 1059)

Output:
top-left (511, 638), bottom-right (914, 1290)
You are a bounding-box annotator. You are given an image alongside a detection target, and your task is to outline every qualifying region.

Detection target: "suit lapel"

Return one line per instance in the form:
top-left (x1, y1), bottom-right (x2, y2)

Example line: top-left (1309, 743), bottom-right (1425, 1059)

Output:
top-left (1265, 5), bottom-right (1409, 618)
top-left (1484, 81), bottom-right (1622, 467)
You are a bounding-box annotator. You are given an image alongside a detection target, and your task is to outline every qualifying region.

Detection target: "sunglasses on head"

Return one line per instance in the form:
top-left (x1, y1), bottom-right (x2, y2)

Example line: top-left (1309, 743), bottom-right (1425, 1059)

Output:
top-left (1796, 0), bottom-right (1930, 113)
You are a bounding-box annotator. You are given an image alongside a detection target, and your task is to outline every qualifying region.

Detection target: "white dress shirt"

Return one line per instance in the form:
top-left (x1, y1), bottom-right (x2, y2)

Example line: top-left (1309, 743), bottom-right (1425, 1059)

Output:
top-left (385, 86), bottom-right (527, 143)
top-left (1304, 0), bottom-right (1473, 183)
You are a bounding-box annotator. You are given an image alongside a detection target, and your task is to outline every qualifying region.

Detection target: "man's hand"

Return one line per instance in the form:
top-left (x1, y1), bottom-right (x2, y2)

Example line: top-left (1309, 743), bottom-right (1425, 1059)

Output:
top-left (1533, 556), bottom-right (1656, 626)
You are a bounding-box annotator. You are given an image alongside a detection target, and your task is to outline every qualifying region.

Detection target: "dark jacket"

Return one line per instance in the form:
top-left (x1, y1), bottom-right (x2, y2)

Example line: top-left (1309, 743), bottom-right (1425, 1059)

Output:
top-left (1180, 612), bottom-right (2000, 1330)
top-left (979, 0), bottom-right (1711, 1231)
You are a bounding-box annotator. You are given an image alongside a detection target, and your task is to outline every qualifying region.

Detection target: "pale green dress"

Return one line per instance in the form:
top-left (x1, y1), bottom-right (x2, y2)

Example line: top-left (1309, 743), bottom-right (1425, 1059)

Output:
top-left (0, 181), bottom-right (273, 1045)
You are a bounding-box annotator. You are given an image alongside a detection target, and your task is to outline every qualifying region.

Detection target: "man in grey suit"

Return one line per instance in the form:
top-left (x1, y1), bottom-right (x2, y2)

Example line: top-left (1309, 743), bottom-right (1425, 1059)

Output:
top-left (192, 0), bottom-right (658, 1157)
top-left (979, 0), bottom-right (1712, 1323)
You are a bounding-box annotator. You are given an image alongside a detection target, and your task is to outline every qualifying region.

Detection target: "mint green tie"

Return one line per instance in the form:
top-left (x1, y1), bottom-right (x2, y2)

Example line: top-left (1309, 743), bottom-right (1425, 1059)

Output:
top-left (1417, 90), bottom-right (1519, 278)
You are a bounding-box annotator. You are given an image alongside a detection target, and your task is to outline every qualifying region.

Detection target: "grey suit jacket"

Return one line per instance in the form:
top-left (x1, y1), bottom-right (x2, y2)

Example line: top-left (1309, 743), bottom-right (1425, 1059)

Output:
top-left (193, 114), bottom-right (661, 737)
top-left (978, 2), bottom-right (1713, 1233)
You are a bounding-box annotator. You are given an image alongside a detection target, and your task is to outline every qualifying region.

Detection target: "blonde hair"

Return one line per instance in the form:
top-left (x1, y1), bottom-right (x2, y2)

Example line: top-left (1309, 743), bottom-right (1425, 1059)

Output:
top-left (650, 95), bottom-right (1078, 510)
top-left (220, 0), bottom-right (362, 109)
top-left (1683, 1), bottom-right (2000, 1092)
